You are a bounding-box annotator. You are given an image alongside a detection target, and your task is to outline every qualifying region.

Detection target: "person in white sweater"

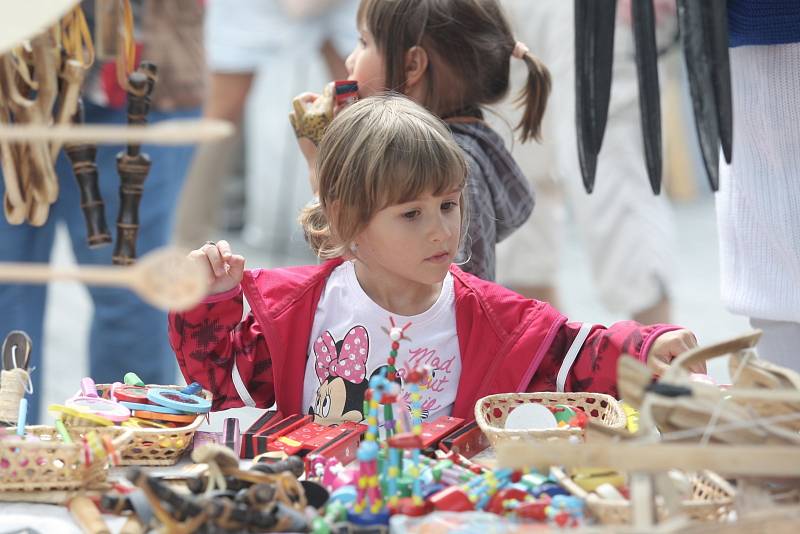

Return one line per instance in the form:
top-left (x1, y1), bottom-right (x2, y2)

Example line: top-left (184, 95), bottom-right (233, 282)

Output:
top-left (718, 2), bottom-right (800, 370)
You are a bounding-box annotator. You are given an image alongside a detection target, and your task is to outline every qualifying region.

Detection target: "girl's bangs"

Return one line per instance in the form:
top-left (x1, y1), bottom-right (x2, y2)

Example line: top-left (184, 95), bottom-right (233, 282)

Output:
top-left (373, 142), bottom-right (466, 210)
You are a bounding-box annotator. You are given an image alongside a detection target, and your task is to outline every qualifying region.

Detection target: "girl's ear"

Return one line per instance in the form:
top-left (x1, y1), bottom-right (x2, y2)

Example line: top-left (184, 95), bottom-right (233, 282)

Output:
top-left (404, 46), bottom-right (429, 92)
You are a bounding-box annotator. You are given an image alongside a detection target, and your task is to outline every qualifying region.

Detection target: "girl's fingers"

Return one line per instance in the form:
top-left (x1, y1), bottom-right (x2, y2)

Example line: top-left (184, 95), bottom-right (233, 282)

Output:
top-left (292, 96), bottom-right (308, 118)
top-left (227, 254), bottom-right (246, 280)
top-left (188, 249), bottom-right (216, 283)
top-left (216, 239), bottom-right (233, 260)
top-left (202, 242), bottom-right (226, 277)
top-left (292, 92), bottom-right (319, 116)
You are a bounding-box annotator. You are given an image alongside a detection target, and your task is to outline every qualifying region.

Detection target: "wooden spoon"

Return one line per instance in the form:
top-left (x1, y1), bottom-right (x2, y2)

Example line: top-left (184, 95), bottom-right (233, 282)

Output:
top-left (0, 246), bottom-right (208, 311)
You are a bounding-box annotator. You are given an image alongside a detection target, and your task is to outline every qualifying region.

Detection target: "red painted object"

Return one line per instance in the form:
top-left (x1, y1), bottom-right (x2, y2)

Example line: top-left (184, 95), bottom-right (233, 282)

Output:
top-left (439, 420), bottom-right (491, 458)
top-left (392, 497), bottom-right (432, 517)
top-left (514, 497), bottom-right (551, 522)
top-left (387, 432), bottom-right (424, 449)
top-left (241, 410), bottom-right (283, 459)
top-left (304, 424), bottom-right (367, 475)
top-left (428, 486), bottom-right (475, 512)
top-left (486, 488), bottom-right (529, 515)
top-left (419, 416), bottom-right (464, 449)
top-left (269, 421), bottom-right (363, 455)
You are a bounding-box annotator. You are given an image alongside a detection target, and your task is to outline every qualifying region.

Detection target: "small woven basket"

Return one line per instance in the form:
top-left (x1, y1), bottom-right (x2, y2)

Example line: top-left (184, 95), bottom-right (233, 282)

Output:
top-left (474, 392), bottom-right (626, 446)
top-left (67, 385), bottom-right (211, 466)
top-left (0, 425), bottom-right (133, 500)
top-left (552, 467), bottom-right (736, 524)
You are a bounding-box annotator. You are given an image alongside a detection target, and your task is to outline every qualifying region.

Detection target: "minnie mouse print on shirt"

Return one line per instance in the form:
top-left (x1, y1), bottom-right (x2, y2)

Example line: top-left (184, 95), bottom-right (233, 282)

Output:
top-left (301, 261), bottom-right (462, 426)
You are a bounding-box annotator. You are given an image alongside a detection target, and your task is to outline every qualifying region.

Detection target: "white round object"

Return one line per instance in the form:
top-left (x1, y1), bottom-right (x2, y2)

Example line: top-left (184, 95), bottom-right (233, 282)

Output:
top-left (389, 328), bottom-right (403, 341)
top-left (504, 403), bottom-right (558, 430)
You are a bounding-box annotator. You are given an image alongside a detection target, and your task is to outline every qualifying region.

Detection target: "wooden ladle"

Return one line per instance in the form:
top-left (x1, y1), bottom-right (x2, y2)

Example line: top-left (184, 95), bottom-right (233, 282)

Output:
top-left (0, 247), bottom-right (208, 311)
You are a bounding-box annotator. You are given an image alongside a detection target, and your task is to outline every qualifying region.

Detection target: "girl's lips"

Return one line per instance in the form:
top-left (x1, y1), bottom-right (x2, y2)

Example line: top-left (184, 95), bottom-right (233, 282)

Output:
top-left (425, 252), bottom-right (450, 263)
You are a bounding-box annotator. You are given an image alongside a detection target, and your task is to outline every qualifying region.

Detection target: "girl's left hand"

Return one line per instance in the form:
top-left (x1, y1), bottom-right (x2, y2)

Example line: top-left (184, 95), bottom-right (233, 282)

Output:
top-left (646, 329), bottom-right (705, 375)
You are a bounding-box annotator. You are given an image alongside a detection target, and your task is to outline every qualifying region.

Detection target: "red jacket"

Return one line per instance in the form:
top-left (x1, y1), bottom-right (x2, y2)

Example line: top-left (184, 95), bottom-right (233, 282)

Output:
top-left (168, 259), bottom-right (677, 419)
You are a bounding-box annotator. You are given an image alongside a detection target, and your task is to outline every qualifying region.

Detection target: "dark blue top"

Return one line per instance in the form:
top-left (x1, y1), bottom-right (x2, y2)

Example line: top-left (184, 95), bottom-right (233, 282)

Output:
top-left (728, 0), bottom-right (800, 47)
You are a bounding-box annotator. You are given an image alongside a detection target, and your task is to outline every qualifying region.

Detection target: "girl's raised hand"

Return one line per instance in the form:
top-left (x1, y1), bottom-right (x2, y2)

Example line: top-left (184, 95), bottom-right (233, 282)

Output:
top-left (645, 329), bottom-right (706, 375)
top-left (289, 82), bottom-right (345, 193)
top-left (188, 240), bottom-right (246, 295)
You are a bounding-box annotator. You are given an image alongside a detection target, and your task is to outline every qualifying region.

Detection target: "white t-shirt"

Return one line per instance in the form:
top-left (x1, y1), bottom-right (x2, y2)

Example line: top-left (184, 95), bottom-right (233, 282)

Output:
top-left (301, 261), bottom-right (461, 426)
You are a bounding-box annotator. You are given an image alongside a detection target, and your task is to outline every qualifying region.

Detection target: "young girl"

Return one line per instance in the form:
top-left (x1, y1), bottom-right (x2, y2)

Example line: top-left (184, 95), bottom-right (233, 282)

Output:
top-left (294, 0), bottom-right (551, 281)
top-left (170, 95), bottom-right (701, 425)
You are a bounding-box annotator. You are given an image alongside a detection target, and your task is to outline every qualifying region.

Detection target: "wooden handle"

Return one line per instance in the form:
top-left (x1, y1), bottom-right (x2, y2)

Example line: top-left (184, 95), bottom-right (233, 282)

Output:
top-left (664, 330), bottom-right (762, 381)
top-left (0, 119), bottom-right (235, 144)
top-left (93, 0), bottom-right (121, 60)
top-left (68, 495), bottom-right (111, 534)
top-left (65, 100), bottom-right (112, 248)
top-left (113, 71), bottom-right (152, 265)
top-left (52, 58), bottom-right (87, 159)
top-left (496, 441), bottom-right (800, 477)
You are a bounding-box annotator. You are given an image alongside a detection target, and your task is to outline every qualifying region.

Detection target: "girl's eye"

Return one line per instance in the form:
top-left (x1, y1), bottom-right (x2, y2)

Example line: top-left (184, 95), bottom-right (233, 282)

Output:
top-left (403, 210), bottom-right (420, 220)
top-left (359, 37), bottom-right (367, 47)
top-left (442, 201), bottom-right (458, 212)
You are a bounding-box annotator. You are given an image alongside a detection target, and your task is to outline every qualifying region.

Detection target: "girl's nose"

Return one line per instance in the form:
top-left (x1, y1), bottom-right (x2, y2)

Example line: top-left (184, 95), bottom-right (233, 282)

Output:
top-left (429, 214), bottom-right (452, 242)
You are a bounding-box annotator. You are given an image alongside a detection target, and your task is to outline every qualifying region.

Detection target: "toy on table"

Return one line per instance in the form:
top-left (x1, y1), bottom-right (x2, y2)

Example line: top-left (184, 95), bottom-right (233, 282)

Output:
top-left (103, 446), bottom-right (319, 533)
top-left (240, 409), bottom-right (281, 458)
top-left (222, 417), bottom-right (241, 456)
top-left (1, 330), bottom-right (31, 371)
top-left (0, 330), bottom-right (33, 427)
top-left (438, 421), bottom-right (490, 459)
top-left (146, 387), bottom-right (211, 413)
top-left (66, 377), bottom-right (130, 422)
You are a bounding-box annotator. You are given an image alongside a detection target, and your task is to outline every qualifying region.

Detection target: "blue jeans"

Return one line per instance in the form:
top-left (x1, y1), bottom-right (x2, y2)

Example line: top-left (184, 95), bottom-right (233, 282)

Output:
top-left (0, 102), bottom-right (200, 421)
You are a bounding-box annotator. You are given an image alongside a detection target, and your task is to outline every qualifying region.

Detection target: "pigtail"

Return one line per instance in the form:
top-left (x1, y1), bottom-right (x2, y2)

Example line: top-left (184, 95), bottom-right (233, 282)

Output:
top-left (298, 199), bottom-right (342, 260)
top-left (515, 52), bottom-right (552, 143)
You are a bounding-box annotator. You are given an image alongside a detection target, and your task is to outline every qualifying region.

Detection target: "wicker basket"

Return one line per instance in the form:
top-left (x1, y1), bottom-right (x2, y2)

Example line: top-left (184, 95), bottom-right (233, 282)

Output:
top-left (552, 467), bottom-right (736, 524)
top-left (474, 392), bottom-right (626, 447)
top-left (0, 425), bottom-right (133, 499)
top-left (67, 385), bottom-right (211, 466)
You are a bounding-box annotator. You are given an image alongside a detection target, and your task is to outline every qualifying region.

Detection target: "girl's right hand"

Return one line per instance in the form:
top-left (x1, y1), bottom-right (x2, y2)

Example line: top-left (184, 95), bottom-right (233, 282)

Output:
top-left (289, 89), bottom-right (328, 194)
top-left (188, 240), bottom-right (246, 295)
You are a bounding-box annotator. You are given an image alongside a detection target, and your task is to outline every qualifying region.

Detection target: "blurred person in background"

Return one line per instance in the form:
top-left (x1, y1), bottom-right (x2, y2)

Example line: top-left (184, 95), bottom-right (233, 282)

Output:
top-left (717, 0), bottom-right (800, 369)
top-left (492, 0), bottom-right (679, 325)
top-left (174, 0), bottom-right (358, 249)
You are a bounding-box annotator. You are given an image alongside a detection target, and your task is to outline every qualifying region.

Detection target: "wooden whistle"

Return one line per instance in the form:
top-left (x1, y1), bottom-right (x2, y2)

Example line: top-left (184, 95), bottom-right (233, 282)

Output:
top-left (65, 99), bottom-right (112, 247)
top-left (112, 64), bottom-right (157, 265)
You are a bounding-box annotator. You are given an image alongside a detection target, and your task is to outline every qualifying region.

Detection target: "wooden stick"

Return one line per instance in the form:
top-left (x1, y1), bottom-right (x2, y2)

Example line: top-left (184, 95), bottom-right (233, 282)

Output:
top-left (93, 0), bottom-right (120, 60)
top-left (496, 441), bottom-right (800, 477)
top-left (0, 119), bottom-right (235, 144)
top-left (52, 58), bottom-right (86, 159)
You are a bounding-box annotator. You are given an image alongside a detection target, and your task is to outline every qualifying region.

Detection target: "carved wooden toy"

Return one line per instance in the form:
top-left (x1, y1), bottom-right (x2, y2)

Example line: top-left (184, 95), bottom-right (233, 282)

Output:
top-left (113, 66), bottom-right (155, 265)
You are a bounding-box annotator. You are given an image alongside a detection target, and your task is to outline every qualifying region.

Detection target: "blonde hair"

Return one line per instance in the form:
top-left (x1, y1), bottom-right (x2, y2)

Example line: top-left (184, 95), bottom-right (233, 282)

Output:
top-left (358, 0), bottom-right (551, 142)
top-left (300, 94), bottom-right (468, 259)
